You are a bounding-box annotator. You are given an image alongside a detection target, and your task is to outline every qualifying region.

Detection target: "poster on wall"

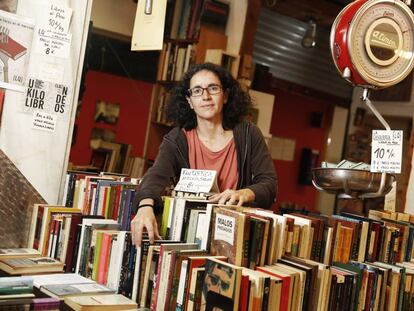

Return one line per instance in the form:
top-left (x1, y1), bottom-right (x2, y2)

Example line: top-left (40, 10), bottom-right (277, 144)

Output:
top-left (0, 10), bottom-right (34, 92)
top-left (23, 77), bottom-right (71, 125)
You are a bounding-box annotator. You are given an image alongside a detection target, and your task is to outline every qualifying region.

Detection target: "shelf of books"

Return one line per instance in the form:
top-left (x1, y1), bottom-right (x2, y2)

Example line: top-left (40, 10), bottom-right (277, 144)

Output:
top-left (2, 170), bottom-right (414, 310)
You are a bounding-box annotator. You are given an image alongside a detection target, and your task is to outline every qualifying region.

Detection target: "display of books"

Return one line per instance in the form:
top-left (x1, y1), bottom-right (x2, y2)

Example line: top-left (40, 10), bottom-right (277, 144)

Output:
top-left (7, 189), bottom-right (414, 310)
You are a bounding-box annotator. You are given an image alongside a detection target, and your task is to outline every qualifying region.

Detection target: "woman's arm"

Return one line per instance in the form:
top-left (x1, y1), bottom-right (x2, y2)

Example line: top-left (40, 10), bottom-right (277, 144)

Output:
top-left (245, 124), bottom-right (277, 208)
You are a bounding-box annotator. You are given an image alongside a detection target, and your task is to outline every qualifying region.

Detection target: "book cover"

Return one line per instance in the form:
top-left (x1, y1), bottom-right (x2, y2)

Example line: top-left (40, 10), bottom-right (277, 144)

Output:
top-left (41, 282), bottom-right (115, 299)
top-left (64, 294), bottom-right (137, 310)
top-left (200, 258), bottom-right (242, 311)
top-left (210, 207), bottom-right (246, 266)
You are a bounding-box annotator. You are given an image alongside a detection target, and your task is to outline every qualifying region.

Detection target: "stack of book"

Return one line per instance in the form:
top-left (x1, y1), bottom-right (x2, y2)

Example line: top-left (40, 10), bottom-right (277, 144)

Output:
top-left (0, 248), bottom-right (64, 276)
top-left (0, 276), bottom-right (60, 310)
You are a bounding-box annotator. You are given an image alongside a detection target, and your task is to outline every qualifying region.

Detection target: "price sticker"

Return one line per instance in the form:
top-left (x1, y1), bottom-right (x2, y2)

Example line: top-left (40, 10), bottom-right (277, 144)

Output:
top-left (371, 130), bottom-right (403, 173)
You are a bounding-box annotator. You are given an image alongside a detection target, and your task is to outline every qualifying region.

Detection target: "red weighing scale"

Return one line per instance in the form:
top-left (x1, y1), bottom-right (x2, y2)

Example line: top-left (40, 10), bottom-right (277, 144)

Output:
top-left (313, 0), bottom-right (414, 199)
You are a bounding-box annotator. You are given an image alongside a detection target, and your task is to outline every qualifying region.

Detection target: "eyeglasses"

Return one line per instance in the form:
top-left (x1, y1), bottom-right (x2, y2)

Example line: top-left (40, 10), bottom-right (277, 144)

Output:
top-left (208, 274), bottom-right (230, 291)
top-left (188, 84), bottom-right (222, 97)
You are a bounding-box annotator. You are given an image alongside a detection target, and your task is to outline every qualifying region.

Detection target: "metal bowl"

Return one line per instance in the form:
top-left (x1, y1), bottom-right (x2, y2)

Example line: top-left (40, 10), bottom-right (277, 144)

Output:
top-left (312, 168), bottom-right (395, 199)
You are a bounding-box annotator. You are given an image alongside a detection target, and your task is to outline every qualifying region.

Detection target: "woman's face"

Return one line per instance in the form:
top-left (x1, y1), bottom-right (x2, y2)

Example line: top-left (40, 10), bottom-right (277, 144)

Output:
top-left (186, 70), bottom-right (227, 124)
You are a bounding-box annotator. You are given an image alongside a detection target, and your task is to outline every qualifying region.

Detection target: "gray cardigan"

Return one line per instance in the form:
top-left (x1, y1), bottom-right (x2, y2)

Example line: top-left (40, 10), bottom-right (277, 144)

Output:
top-left (134, 121), bottom-right (277, 212)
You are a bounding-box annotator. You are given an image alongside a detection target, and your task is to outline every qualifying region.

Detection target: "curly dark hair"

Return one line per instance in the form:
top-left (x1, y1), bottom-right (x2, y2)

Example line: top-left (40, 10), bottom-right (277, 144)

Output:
top-left (165, 62), bottom-right (252, 130)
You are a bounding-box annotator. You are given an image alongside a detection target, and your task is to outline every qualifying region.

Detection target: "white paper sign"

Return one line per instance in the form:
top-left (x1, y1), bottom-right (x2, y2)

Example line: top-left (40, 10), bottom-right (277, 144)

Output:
top-left (33, 28), bottom-right (72, 59)
top-left (32, 111), bottom-right (56, 132)
top-left (214, 213), bottom-right (235, 246)
top-left (45, 4), bottom-right (73, 34)
top-left (38, 62), bottom-right (65, 83)
top-left (371, 130), bottom-right (403, 174)
top-left (174, 168), bottom-right (217, 193)
top-left (23, 78), bottom-right (71, 118)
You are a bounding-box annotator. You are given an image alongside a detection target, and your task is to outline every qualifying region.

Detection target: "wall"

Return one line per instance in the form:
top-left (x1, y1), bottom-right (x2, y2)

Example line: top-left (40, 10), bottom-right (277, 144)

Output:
top-left (90, 0), bottom-right (137, 37)
top-left (226, 0), bottom-right (247, 54)
top-left (270, 88), bottom-right (333, 210)
top-left (69, 70), bottom-right (152, 165)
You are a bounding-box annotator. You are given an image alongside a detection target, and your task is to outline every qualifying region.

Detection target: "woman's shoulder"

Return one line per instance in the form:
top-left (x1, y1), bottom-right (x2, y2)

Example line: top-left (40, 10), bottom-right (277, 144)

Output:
top-left (163, 126), bottom-right (187, 143)
top-left (234, 120), bottom-right (261, 135)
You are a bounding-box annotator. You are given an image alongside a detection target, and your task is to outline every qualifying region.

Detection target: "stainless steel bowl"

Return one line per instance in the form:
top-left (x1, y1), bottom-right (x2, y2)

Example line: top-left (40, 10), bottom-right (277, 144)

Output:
top-left (312, 168), bottom-right (395, 199)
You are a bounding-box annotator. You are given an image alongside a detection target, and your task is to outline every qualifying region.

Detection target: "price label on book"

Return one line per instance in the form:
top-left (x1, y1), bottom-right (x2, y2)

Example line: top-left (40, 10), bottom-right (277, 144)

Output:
top-left (174, 168), bottom-right (217, 194)
top-left (371, 130), bottom-right (403, 174)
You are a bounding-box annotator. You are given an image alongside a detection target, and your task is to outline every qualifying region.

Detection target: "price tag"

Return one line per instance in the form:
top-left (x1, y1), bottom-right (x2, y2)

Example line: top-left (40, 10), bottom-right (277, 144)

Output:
top-left (174, 168), bottom-right (217, 193)
top-left (371, 130), bottom-right (403, 173)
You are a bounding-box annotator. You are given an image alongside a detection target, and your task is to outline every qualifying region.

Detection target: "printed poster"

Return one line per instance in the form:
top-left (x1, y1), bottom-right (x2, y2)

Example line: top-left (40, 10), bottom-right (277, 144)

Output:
top-left (0, 10), bottom-right (34, 92)
top-left (23, 77), bottom-right (71, 121)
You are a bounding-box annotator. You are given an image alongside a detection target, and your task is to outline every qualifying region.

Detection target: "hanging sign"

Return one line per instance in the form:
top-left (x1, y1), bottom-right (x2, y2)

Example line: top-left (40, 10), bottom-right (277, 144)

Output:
top-left (371, 130), bottom-right (403, 173)
top-left (131, 0), bottom-right (167, 51)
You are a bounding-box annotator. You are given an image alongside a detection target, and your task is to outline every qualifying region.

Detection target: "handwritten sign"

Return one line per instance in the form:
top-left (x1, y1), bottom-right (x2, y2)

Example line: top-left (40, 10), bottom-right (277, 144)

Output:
top-left (46, 4), bottom-right (72, 34)
top-left (174, 169), bottom-right (217, 193)
top-left (33, 28), bottom-right (72, 59)
top-left (32, 111), bottom-right (56, 132)
top-left (371, 130), bottom-right (403, 174)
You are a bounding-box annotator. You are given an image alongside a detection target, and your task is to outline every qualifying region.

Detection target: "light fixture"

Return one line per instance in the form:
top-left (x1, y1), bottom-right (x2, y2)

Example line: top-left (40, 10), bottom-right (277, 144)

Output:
top-left (302, 20), bottom-right (317, 48)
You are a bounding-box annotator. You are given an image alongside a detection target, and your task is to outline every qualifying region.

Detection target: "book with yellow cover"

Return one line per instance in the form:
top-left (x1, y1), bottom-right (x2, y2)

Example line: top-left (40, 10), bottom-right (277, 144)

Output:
top-left (0, 257), bottom-right (64, 275)
top-left (64, 293), bottom-right (137, 311)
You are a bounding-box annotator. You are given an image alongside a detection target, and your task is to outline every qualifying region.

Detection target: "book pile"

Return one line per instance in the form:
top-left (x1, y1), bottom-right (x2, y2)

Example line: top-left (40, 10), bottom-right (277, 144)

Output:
top-left (0, 276), bottom-right (60, 310)
top-left (32, 273), bottom-right (115, 301)
top-left (0, 248), bottom-right (64, 276)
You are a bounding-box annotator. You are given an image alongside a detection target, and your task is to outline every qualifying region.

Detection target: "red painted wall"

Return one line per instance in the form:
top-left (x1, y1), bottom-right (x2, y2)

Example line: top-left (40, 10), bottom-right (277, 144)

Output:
top-left (70, 70), bottom-right (153, 165)
top-left (270, 88), bottom-right (332, 211)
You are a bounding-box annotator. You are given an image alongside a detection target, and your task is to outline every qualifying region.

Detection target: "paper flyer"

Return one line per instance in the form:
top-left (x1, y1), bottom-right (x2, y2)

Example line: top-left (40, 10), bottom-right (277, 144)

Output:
top-left (23, 77), bottom-right (71, 119)
top-left (0, 10), bottom-right (35, 92)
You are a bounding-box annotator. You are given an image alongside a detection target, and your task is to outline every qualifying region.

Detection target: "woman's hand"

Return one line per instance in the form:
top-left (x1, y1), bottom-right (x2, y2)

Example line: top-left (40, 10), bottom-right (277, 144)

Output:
top-left (131, 204), bottom-right (161, 246)
top-left (208, 188), bottom-right (255, 206)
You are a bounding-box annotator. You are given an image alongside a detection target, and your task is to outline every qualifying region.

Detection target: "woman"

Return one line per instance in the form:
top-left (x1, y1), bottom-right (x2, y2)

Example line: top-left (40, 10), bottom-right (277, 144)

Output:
top-left (131, 63), bottom-right (277, 246)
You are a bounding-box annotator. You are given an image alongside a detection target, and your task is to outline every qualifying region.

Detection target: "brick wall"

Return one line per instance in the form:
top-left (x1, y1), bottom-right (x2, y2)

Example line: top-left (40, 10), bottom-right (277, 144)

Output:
top-left (0, 150), bottom-right (46, 248)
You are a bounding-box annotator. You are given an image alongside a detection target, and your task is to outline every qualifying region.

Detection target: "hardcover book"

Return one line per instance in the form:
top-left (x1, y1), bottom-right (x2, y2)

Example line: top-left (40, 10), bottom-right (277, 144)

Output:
top-left (64, 293), bottom-right (137, 311)
top-left (40, 282), bottom-right (115, 299)
top-left (0, 257), bottom-right (64, 275)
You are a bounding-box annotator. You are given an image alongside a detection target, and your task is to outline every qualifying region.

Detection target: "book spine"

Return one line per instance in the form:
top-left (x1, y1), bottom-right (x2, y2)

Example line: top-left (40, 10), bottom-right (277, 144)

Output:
top-left (97, 232), bottom-right (111, 285)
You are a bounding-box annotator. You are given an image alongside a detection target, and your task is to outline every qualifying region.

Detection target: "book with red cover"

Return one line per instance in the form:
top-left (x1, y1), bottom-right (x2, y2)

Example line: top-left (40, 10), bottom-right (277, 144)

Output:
top-left (239, 274), bottom-right (250, 311)
top-left (0, 35), bottom-right (27, 60)
top-left (256, 266), bottom-right (291, 311)
top-left (97, 232), bottom-right (113, 284)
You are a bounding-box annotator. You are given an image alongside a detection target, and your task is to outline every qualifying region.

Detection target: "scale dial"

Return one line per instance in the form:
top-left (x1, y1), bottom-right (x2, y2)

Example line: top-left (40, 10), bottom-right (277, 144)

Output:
top-left (331, 0), bottom-right (414, 88)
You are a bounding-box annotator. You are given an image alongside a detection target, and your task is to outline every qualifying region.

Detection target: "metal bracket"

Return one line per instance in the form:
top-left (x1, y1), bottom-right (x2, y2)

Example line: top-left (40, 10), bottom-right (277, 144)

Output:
top-left (360, 88), bottom-right (390, 198)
